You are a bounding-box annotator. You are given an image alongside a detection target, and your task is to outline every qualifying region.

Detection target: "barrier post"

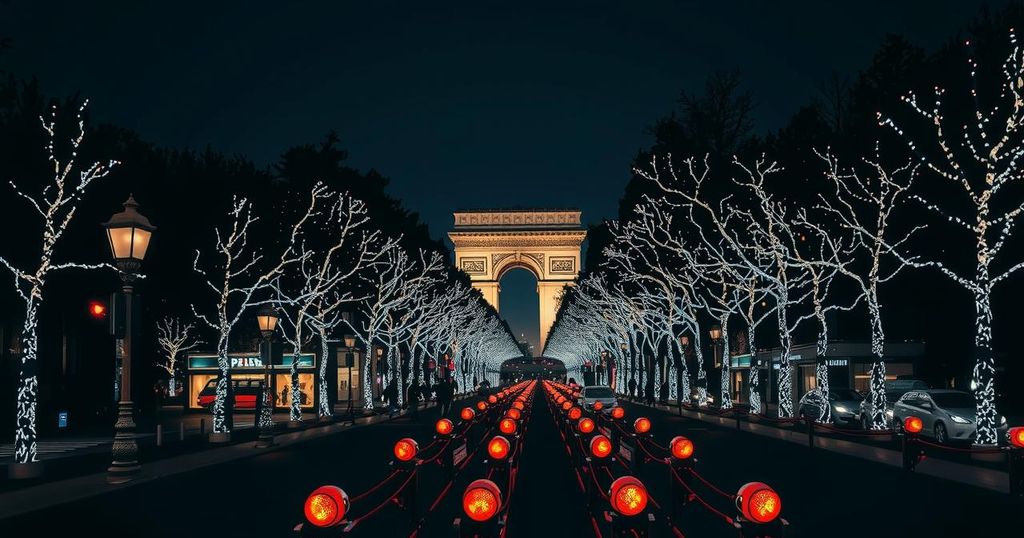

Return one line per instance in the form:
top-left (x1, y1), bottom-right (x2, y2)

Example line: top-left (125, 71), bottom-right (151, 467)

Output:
top-left (805, 416), bottom-right (814, 449)
top-left (156, 424), bottom-right (163, 447)
top-left (1009, 447), bottom-right (1023, 497)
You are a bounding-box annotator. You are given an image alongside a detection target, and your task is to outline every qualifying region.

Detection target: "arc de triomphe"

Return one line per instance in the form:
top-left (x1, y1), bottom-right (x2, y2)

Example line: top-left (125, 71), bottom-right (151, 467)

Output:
top-left (448, 209), bottom-right (586, 351)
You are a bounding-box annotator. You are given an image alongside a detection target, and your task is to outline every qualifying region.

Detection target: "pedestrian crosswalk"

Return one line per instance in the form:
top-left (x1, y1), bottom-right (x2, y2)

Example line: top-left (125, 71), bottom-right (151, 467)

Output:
top-left (0, 439), bottom-right (110, 458)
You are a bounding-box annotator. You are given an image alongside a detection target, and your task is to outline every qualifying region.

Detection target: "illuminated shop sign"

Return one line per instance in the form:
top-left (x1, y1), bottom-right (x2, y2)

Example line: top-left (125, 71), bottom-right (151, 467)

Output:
top-left (188, 353), bottom-right (315, 370)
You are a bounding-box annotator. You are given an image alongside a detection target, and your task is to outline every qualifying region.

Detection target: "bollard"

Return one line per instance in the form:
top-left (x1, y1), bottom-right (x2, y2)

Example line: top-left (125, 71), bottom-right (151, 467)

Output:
top-left (180, 422), bottom-right (185, 441)
top-left (900, 416), bottom-right (925, 472)
top-left (156, 424), bottom-right (163, 447)
top-left (806, 416), bottom-right (814, 449)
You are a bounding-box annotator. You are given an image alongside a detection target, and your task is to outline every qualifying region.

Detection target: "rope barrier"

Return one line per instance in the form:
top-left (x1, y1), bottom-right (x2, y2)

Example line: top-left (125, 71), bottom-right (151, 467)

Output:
top-left (686, 468), bottom-right (735, 500)
top-left (669, 466), bottom-right (734, 525)
top-left (916, 438), bottom-right (1005, 454)
top-left (348, 470), bottom-right (417, 527)
top-left (350, 469), bottom-right (401, 503)
top-left (638, 441), bottom-right (670, 465)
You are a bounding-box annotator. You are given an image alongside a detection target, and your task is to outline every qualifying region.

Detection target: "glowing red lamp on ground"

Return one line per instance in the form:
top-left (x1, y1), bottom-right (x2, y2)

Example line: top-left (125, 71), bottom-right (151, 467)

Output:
top-left (461, 407), bottom-right (476, 421)
top-left (590, 435), bottom-right (612, 458)
top-left (904, 416), bottom-right (923, 434)
top-left (568, 407), bottom-right (582, 421)
top-left (593, 401), bottom-right (604, 411)
top-left (561, 401), bottom-right (573, 412)
top-left (488, 394), bottom-right (498, 404)
top-left (513, 400), bottom-right (525, 411)
top-left (736, 482), bottom-right (782, 524)
top-left (499, 418), bottom-right (518, 435)
top-left (1010, 426), bottom-right (1024, 448)
top-left (609, 476), bottom-right (648, 517)
top-left (611, 407), bottom-right (625, 420)
top-left (463, 479), bottom-right (502, 522)
top-left (436, 418), bottom-right (454, 436)
top-left (487, 435), bottom-right (511, 460)
top-left (670, 436), bottom-right (694, 460)
top-left (394, 438), bottom-right (418, 462)
top-left (634, 417), bottom-right (651, 434)
top-left (304, 485), bottom-right (349, 528)
top-left (477, 401), bottom-right (488, 412)
top-left (578, 417), bottom-right (595, 434)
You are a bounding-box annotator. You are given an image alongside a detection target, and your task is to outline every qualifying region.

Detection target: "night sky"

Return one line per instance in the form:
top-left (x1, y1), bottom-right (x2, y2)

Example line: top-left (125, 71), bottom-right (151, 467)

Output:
top-left (0, 0), bottom-right (1005, 351)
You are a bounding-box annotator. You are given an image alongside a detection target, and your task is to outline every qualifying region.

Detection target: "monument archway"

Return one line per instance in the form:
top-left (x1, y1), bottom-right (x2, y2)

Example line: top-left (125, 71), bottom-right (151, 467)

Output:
top-left (448, 209), bottom-right (586, 351)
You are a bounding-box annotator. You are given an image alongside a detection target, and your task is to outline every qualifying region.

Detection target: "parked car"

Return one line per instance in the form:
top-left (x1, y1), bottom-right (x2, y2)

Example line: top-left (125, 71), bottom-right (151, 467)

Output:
top-left (798, 387), bottom-right (863, 425)
top-left (577, 385), bottom-right (617, 413)
top-left (892, 389), bottom-right (1008, 443)
top-left (858, 379), bottom-right (930, 429)
top-left (197, 378), bottom-right (265, 411)
top-left (688, 388), bottom-right (715, 406)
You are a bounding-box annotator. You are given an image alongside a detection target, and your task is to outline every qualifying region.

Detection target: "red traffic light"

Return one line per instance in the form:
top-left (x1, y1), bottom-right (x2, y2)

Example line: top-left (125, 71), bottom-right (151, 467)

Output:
top-left (435, 418), bottom-right (453, 436)
top-left (461, 407), bottom-right (475, 421)
top-left (611, 407), bottom-right (625, 420)
top-left (568, 407), bottom-right (582, 421)
top-left (904, 416), bottom-right (923, 434)
top-left (88, 301), bottom-right (107, 319)
top-left (487, 435), bottom-right (511, 460)
top-left (634, 417), bottom-right (651, 434)
top-left (590, 435), bottom-right (612, 458)
top-left (463, 479), bottom-right (502, 522)
top-left (578, 417), bottom-right (595, 434)
top-left (1010, 426), bottom-right (1024, 448)
top-left (609, 476), bottom-right (648, 517)
top-left (670, 436), bottom-right (694, 460)
top-left (304, 485), bottom-right (349, 528)
top-left (394, 438), bottom-right (418, 462)
top-left (736, 482), bottom-right (782, 524)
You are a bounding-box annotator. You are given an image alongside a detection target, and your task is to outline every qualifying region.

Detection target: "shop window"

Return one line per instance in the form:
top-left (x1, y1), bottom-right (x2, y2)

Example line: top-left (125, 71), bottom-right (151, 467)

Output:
top-left (337, 368), bottom-right (361, 401)
top-left (274, 373), bottom-right (315, 408)
top-left (853, 362), bottom-right (915, 392)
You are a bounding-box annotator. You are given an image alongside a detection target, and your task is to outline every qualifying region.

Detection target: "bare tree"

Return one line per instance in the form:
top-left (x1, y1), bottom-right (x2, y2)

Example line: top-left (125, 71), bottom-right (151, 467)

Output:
top-left (155, 317), bottom-right (202, 396)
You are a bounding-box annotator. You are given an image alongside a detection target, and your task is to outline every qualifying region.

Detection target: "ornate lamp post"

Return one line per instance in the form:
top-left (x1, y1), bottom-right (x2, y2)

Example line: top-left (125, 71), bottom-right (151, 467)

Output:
top-left (255, 305), bottom-right (279, 448)
top-left (103, 195), bottom-right (155, 484)
top-left (375, 347), bottom-right (384, 407)
top-left (343, 333), bottom-right (357, 424)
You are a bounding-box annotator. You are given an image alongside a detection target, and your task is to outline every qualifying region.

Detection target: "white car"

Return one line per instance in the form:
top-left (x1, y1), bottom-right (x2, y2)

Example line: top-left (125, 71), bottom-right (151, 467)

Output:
top-left (577, 385), bottom-right (617, 412)
top-left (892, 389), bottom-right (1008, 443)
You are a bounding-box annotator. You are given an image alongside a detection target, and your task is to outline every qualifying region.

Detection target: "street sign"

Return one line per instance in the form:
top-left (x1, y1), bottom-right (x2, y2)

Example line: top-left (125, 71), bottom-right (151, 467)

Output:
top-left (58, 411), bottom-right (68, 428)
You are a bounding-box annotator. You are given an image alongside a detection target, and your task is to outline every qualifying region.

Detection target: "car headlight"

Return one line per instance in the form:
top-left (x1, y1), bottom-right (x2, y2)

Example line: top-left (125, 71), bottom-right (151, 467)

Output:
top-left (950, 414), bottom-right (971, 424)
top-left (834, 405), bottom-right (849, 414)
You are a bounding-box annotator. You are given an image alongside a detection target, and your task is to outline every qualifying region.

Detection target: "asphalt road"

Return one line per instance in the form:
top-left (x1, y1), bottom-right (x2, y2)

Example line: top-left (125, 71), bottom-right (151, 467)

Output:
top-left (1, 385), bottom-right (1020, 537)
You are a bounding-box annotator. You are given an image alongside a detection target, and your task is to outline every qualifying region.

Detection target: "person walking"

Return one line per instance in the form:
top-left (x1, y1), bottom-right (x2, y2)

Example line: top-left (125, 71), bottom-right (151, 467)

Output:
top-left (628, 378), bottom-right (637, 400)
top-left (437, 378), bottom-right (453, 417)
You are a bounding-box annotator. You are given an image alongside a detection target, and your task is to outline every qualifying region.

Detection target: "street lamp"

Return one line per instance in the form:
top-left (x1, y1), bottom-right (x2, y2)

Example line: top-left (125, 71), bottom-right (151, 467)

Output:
top-left (102, 195), bottom-right (155, 484)
top-left (255, 304), bottom-right (279, 448)
top-left (709, 325), bottom-right (723, 368)
top-left (375, 347), bottom-right (384, 406)
top-left (343, 333), bottom-right (356, 424)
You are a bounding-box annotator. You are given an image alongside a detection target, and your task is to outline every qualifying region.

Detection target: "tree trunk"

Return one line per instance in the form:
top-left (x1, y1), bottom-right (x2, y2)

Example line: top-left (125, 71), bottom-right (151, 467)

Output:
top-left (14, 300), bottom-right (40, 463)
top-left (318, 330), bottom-right (332, 418)
top-left (973, 284), bottom-right (998, 445)
top-left (720, 316), bottom-right (732, 410)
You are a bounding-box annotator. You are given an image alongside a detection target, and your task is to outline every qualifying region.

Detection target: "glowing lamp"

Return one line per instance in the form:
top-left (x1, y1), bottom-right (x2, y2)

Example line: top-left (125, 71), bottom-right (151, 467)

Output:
top-left (1010, 426), bottom-right (1024, 448)
top-left (609, 476), bottom-right (648, 517)
top-left (590, 435), bottom-right (612, 458)
top-left (255, 304), bottom-right (279, 337)
top-left (506, 408), bottom-right (521, 420)
top-left (304, 485), bottom-right (349, 528)
top-left (461, 407), bottom-right (476, 421)
top-left (736, 482), bottom-right (782, 524)
top-left (436, 418), bottom-right (454, 436)
top-left (513, 401), bottom-right (525, 411)
top-left (477, 401), bottom-right (488, 412)
top-left (904, 416), bottom-right (923, 434)
top-left (568, 407), bottom-right (582, 421)
top-left (488, 435), bottom-right (511, 460)
top-left (670, 436), bottom-right (694, 460)
top-left (393, 438), bottom-right (418, 462)
top-left (593, 401), bottom-right (604, 411)
top-left (102, 195), bottom-right (155, 267)
top-left (463, 479), bottom-right (502, 522)
top-left (488, 395), bottom-right (498, 405)
top-left (578, 417), bottom-right (595, 434)
top-left (88, 301), bottom-right (107, 319)
top-left (499, 418), bottom-right (518, 435)
top-left (611, 407), bottom-right (625, 420)
top-left (561, 401), bottom-right (573, 412)
top-left (634, 417), bottom-right (651, 434)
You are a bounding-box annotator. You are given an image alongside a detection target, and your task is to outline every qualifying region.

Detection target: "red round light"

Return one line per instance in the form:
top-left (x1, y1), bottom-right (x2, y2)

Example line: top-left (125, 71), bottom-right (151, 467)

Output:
top-left (611, 407), bottom-right (625, 420)
top-left (561, 401), bottom-right (573, 411)
top-left (506, 408), bottom-right (521, 420)
top-left (393, 438), bottom-right (418, 462)
top-left (670, 436), bottom-right (694, 459)
top-left (488, 435), bottom-right (511, 460)
top-left (499, 418), bottom-right (517, 435)
top-left (590, 435), bottom-right (612, 458)
top-left (593, 401), bottom-right (604, 411)
top-left (463, 479), bottom-right (502, 522)
top-left (1010, 427), bottom-right (1024, 448)
top-left (609, 476), bottom-right (648, 517)
top-left (578, 417), bottom-right (595, 434)
top-left (88, 302), bottom-right (107, 318)
top-left (304, 485), bottom-right (349, 527)
top-left (568, 407), bottom-right (582, 421)
top-left (488, 395), bottom-right (498, 404)
top-left (736, 482), bottom-right (782, 524)
top-left (904, 416), bottom-right (923, 434)
top-left (476, 401), bottom-right (488, 412)
top-left (435, 419), bottom-right (453, 436)
top-left (461, 407), bottom-right (475, 421)
top-left (634, 417), bottom-right (651, 434)
top-left (513, 401), bottom-right (525, 411)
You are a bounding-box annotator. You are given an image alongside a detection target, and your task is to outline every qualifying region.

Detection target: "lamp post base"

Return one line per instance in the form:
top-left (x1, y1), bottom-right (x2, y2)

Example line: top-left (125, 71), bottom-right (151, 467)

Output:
top-left (107, 401), bottom-right (140, 484)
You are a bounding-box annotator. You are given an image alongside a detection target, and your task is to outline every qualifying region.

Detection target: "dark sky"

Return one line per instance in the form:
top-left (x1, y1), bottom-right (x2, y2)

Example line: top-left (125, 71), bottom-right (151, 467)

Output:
top-left (0, 0), bottom-right (1004, 351)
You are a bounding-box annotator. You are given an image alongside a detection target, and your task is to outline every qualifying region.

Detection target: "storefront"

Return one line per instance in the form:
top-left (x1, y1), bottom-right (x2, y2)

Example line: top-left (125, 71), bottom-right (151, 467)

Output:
top-left (185, 352), bottom-right (318, 413)
top-left (335, 344), bottom-right (364, 408)
top-left (728, 340), bottom-right (924, 406)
